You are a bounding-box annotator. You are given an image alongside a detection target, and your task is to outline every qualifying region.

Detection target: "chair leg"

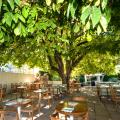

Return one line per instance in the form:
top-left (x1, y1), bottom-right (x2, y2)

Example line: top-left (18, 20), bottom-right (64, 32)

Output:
top-left (0, 112), bottom-right (5, 120)
top-left (31, 112), bottom-right (33, 120)
top-left (16, 112), bottom-right (19, 120)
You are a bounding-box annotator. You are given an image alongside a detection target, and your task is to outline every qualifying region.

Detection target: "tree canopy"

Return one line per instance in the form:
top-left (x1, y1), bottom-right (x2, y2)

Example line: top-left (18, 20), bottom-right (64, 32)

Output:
top-left (0, 0), bottom-right (120, 89)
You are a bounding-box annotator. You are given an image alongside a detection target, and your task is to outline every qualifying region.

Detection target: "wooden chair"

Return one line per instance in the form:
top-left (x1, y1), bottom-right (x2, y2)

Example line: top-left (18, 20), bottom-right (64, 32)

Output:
top-left (21, 99), bottom-right (39, 120)
top-left (96, 85), bottom-right (108, 101)
top-left (1, 105), bottom-right (19, 120)
top-left (42, 87), bottom-right (53, 108)
top-left (109, 86), bottom-right (120, 109)
top-left (11, 83), bottom-right (19, 99)
top-left (0, 105), bottom-right (5, 120)
top-left (72, 96), bottom-right (86, 102)
top-left (0, 89), bottom-right (5, 102)
top-left (50, 111), bottom-right (59, 120)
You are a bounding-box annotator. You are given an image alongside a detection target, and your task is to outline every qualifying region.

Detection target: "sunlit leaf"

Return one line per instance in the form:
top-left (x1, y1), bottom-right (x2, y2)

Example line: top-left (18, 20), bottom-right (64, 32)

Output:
top-left (87, 34), bottom-right (92, 41)
top-left (12, 13), bottom-right (19, 23)
top-left (3, 12), bottom-right (13, 26)
top-left (81, 5), bottom-right (91, 24)
top-left (22, 7), bottom-right (29, 18)
top-left (100, 16), bottom-right (107, 32)
top-left (95, 0), bottom-right (100, 6)
top-left (7, 0), bottom-right (14, 10)
top-left (57, 0), bottom-right (64, 4)
top-left (74, 24), bottom-right (79, 33)
top-left (46, 0), bottom-right (51, 6)
top-left (0, 31), bottom-right (3, 39)
top-left (0, 0), bottom-right (2, 11)
top-left (97, 25), bottom-right (102, 35)
top-left (91, 6), bottom-right (101, 28)
top-left (14, 0), bottom-right (20, 5)
top-left (14, 23), bottom-right (21, 36)
top-left (102, 0), bottom-right (108, 10)
top-left (85, 21), bottom-right (90, 30)
top-left (18, 14), bottom-right (25, 23)
top-left (105, 7), bottom-right (111, 23)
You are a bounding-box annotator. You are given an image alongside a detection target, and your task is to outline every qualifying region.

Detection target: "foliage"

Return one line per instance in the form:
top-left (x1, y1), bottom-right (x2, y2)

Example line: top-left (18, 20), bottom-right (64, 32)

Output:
top-left (0, 0), bottom-right (119, 89)
top-left (72, 51), bottom-right (118, 76)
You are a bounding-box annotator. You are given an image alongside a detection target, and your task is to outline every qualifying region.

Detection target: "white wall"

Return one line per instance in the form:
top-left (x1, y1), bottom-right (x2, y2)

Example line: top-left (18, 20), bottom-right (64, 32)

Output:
top-left (0, 71), bottom-right (34, 92)
top-left (0, 72), bottom-right (62, 92)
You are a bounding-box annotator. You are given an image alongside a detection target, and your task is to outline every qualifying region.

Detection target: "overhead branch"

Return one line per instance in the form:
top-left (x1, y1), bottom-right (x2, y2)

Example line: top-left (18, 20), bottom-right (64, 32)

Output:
top-left (47, 55), bottom-right (59, 72)
top-left (76, 41), bottom-right (88, 46)
top-left (54, 50), bottom-right (64, 73)
top-left (72, 54), bottom-right (85, 68)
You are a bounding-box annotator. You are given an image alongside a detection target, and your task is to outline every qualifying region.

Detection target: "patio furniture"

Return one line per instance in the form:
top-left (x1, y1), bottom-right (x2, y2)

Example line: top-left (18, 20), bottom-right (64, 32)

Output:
top-left (11, 83), bottom-right (19, 99)
top-left (55, 100), bottom-right (88, 120)
top-left (5, 98), bottom-right (31, 120)
top-left (17, 86), bottom-right (27, 98)
top-left (0, 106), bottom-right (5, 120)
top-left (96, 85), bottom-right (109, 101)
top-left (72, 96), bottom-right (86, 102)
top-left (21, 99), bottom-right (39, 120)
top-left (42, 87), bottom-right (53, 108)
top-left (50, 111), bottom-right (59, 120)
top-left (0, 88), bottom-right (6, 102)
top-left (109, 86), bottom-right (120, 110)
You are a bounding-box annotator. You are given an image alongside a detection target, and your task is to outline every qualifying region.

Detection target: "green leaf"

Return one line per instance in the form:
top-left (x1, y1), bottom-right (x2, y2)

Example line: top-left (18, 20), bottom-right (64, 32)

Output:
top-left (100, 16), bottom-right (107, 32)
top-left (57, 0), bottom-right (64, 4)
top-left (95, 0), bottom-right (100, 6)
top-left (81, 6), bottom-right (91, 24)
top-left (97, 25), bottom-right (102, 35)
top-left (74, 24), bottom-right (79, 33)
top-left (91, 6), bottom-right (101, 28)
top-left (19, 14), bottom-right (25, 23)
top-left (0, 0), bottom-right (2, 11)
top-left (14, 23), bottom-right (21, 36)
top-left (46, 0), bottom-right (51, 6)
top-left (21, 23), bottom-right (26, 37)
top-left (7, 0), bottom-right (14, 10)
top-left (67, 2), bottom-right (71, 18)
top-left (85, 21), bottom-right (90, 30)
top-left (3, 12), bottom-right (13, 26)
top-left (30, 6), bottom-right (38, 18)
top-left (0, 31), bottom-right (3, 39)
top-left (22, 7), bottom-right (29, 18)
top-left (52, 3), bottom-right (56, 11)
top-left (105, 7), bottom-right (111, 23)
top-left (87, 34), bottom-right (92, 41)
top-left (12, 13), bottom-right (19, 23)
top-left (14, 0), bottom-right (20, 5)
top-left (102, 0), bottom-right (108, 10)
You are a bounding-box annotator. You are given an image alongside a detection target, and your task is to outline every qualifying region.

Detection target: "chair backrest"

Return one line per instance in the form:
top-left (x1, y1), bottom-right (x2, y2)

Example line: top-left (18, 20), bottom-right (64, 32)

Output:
top-left (109, 86), bottom-right (117, 101)
top-left (50, 112), bottom-right (59, 120)
top-left (72, 96), bottom-right (86, 102)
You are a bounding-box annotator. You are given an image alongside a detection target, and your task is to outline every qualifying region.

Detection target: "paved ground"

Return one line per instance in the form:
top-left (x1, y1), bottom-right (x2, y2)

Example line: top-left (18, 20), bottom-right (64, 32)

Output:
top-left (2, 86), bottom-right (120, 120)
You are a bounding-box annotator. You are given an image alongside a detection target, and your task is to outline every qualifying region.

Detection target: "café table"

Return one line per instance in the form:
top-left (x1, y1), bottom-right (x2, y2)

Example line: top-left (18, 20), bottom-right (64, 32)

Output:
top-left (17, 86), bottom-right (27, 98)
top-left (33, 82), bottom-right (42, 89)
top-left (55, 100), bottom-right (88, 120)
top-left (34, 89), bottom-right (47, 112)
top-left (5, 98), bottom-right (31, 120)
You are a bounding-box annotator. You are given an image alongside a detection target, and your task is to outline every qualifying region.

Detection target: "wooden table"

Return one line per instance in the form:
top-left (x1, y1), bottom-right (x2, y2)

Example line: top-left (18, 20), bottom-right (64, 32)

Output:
top-left (17, 86), bottom-right (27, 98)
top-left (55, 100), bottom-right (88, 120)
top-left (34, 89), bottom-right (47, 112)
top-left (5, 98), bottom-right (31, 120)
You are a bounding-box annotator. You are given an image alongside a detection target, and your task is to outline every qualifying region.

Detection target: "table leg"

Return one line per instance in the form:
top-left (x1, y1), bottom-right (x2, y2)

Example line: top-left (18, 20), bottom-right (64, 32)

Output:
top-left (38, 93), bottom-right (41, 116)
top-left (17, 106), bottom-right (21, 120)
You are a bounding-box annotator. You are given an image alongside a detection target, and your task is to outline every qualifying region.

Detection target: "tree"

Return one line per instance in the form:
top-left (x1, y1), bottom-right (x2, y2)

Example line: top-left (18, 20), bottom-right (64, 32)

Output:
top-left (0, 0), bottom-right (119, 90)
top-left (72, 52), bottom-right (118, 76)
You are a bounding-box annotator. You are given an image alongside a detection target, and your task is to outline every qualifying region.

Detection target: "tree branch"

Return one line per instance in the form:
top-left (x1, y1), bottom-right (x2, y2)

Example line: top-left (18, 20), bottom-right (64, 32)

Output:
top-left (47, 55), bottom-right (59, 72)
